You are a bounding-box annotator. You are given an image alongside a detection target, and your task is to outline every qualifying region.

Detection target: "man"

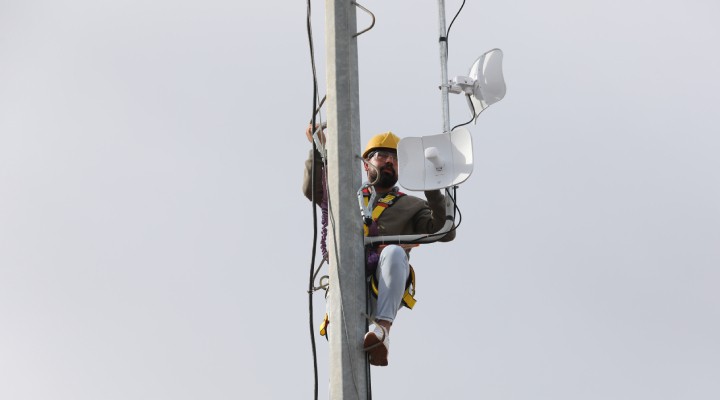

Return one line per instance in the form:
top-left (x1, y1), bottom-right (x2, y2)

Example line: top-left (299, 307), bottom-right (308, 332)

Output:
top-left (303, 127), bottom-right (455, 366)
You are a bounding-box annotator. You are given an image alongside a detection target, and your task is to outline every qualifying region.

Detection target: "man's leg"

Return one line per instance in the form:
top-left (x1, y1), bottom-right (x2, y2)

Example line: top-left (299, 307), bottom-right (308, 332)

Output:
top-left (364, 245), bottom-right (409, 366)
top-left (375, 245), bottom-right (409, 324)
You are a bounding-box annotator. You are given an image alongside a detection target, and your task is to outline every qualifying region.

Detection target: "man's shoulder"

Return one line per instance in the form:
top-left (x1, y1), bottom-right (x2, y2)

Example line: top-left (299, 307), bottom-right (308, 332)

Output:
top-left (393, 192), bottom-right (427, 209)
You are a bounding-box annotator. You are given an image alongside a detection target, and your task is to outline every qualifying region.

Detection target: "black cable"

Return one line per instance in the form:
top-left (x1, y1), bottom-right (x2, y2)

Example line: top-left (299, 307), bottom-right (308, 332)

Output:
top-left (450, 187), bottom-right (463, 231)
top-left (451, 94), bottom-right (476, 131)
top-left (306, 0), bottom-right (320, 398)
top-left (421, 187), bottom-right (462, 240)
top-left (445, 0), bottom-right (466, 57)
top-left (446, 1), bottom-right (471, 132)
top-left (426, 188), bottom-right (463, 238)
top-left (412, 188), bottom-right (463, 242)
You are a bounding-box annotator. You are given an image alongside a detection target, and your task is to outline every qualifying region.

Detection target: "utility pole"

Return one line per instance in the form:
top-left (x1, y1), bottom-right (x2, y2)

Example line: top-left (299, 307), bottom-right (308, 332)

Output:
top-left (325, 0), bottom-right (368, 399)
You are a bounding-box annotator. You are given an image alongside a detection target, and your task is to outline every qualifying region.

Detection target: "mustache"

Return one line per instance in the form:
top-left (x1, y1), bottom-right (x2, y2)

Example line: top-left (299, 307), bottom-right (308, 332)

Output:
top-left (380, 165), bottom-right (395, 174)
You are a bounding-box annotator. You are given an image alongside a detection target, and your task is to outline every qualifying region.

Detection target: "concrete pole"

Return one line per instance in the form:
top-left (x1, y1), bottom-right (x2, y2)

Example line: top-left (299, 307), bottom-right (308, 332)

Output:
top-left (325, 0), bottom-right (368, 399)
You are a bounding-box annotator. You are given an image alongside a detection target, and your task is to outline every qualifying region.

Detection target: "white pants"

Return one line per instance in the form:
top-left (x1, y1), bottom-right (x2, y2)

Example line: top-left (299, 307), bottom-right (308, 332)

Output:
top-left (372, 245), bottom-right (410, 323)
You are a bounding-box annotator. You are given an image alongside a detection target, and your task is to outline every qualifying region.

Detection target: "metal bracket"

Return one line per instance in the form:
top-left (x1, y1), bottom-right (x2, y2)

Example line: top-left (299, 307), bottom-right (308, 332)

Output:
top-left (352, 1), bottom-right (375, 38)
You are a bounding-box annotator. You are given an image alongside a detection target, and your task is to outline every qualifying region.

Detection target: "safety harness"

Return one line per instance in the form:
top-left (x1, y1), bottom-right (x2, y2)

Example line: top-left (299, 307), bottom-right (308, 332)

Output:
top-left (362, 189), bottom-right (402, 236)
top-left (361, 188), bottom-right (417, 310)
top-left (318, 188), bottom-right (418, 338)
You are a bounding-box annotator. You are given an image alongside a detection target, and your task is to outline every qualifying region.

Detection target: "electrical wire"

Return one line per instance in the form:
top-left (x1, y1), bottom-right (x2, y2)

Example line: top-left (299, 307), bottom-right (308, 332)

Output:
top-left (445, 1), bottom-right (473, 132)
top-left (306, 0), bottom-right (321, 398)
top-left (450, 187), bottom-right (463, 231)
top-left (445, 0), bottom-right (466, 57)
top-left (442, 0), bottom-right (467, 242)
top-left (451, 94), bottom-right (476, 131)
top-left (396, 187), bottom-right (464, 245)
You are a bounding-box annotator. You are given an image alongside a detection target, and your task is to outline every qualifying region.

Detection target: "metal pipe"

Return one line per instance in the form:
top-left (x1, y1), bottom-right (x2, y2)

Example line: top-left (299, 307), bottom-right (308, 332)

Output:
top-left (363, 0), bottom-right (458, 247)
top-left (437, 0), bottom-right (451, 134)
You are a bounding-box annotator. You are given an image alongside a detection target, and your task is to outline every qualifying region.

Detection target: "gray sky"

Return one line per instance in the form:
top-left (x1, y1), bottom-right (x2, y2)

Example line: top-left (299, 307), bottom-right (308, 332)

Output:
top-left (1, 0), bottom-right (719, 399)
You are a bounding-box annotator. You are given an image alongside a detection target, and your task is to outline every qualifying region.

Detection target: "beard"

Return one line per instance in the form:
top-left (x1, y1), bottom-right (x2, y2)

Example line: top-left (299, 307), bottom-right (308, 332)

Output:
top-left (369, 164), bottom-right (398, 188)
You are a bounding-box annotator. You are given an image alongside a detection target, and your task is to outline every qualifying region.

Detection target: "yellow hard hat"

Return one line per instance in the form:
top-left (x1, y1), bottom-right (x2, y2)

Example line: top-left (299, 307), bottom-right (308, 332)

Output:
top-left (362, 131), bottom-right (400, 158)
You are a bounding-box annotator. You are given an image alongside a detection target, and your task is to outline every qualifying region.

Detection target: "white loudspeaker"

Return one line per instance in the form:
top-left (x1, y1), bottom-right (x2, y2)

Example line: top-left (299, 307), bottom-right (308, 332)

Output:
top-left (397, 127), bottom-right (473, 191)
top-left (469, 48), bottom-right (506, 122)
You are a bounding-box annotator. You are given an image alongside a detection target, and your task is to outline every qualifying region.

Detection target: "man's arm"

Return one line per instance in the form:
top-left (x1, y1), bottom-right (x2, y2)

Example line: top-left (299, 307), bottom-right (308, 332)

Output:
top-left (302, 148), bottom-right (325, 204)
top-left (413, 190), bottom-right (456, 242)
top-left (302, 124), bottom-right (326, 204)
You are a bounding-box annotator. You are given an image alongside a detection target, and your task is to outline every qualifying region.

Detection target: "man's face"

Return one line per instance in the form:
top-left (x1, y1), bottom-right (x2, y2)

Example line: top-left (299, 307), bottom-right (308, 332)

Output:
top-left (365, 150), bottom-right (398, 188)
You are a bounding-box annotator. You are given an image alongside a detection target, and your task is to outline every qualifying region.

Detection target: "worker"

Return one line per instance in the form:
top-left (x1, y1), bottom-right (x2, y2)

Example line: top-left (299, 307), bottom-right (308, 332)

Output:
top-left (303, 126), bottom-right (455, 366)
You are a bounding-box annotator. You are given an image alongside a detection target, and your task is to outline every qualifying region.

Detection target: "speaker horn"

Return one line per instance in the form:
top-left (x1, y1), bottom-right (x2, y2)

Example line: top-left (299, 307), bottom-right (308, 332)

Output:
top-left (468, 48), bottom-right (506, 123)
top-left (397, 127), bottom-right (473, 191)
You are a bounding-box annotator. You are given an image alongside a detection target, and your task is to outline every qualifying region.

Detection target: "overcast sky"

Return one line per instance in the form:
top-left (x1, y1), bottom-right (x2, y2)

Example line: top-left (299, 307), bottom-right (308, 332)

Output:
top-left (1, 1), bottom-right (719, 399)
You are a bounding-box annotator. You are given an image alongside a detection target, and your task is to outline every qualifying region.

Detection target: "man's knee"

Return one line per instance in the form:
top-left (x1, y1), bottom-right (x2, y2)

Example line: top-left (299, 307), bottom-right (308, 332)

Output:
top-left (379, 245), bottom-right (409, 270)
top-left (380, 244), bottom-right (407, 261)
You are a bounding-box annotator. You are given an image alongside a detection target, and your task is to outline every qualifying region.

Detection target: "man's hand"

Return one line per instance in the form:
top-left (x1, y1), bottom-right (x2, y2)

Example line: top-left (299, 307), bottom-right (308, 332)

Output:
top-left (306, 124), bottom-right (326, 145)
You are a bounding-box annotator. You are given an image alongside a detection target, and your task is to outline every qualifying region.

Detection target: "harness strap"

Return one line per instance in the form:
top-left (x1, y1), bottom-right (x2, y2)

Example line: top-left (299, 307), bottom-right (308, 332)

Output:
top-left (361, 188), bottom-right (417, 311)
top-left (318, 188), bottom-right (417, 337)
top-left (362, 189), bottom-right (404, 236)
top-left (319, 313), bottom-right (329, 337)
top-left (370, 265), bottom-right (416, 309)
